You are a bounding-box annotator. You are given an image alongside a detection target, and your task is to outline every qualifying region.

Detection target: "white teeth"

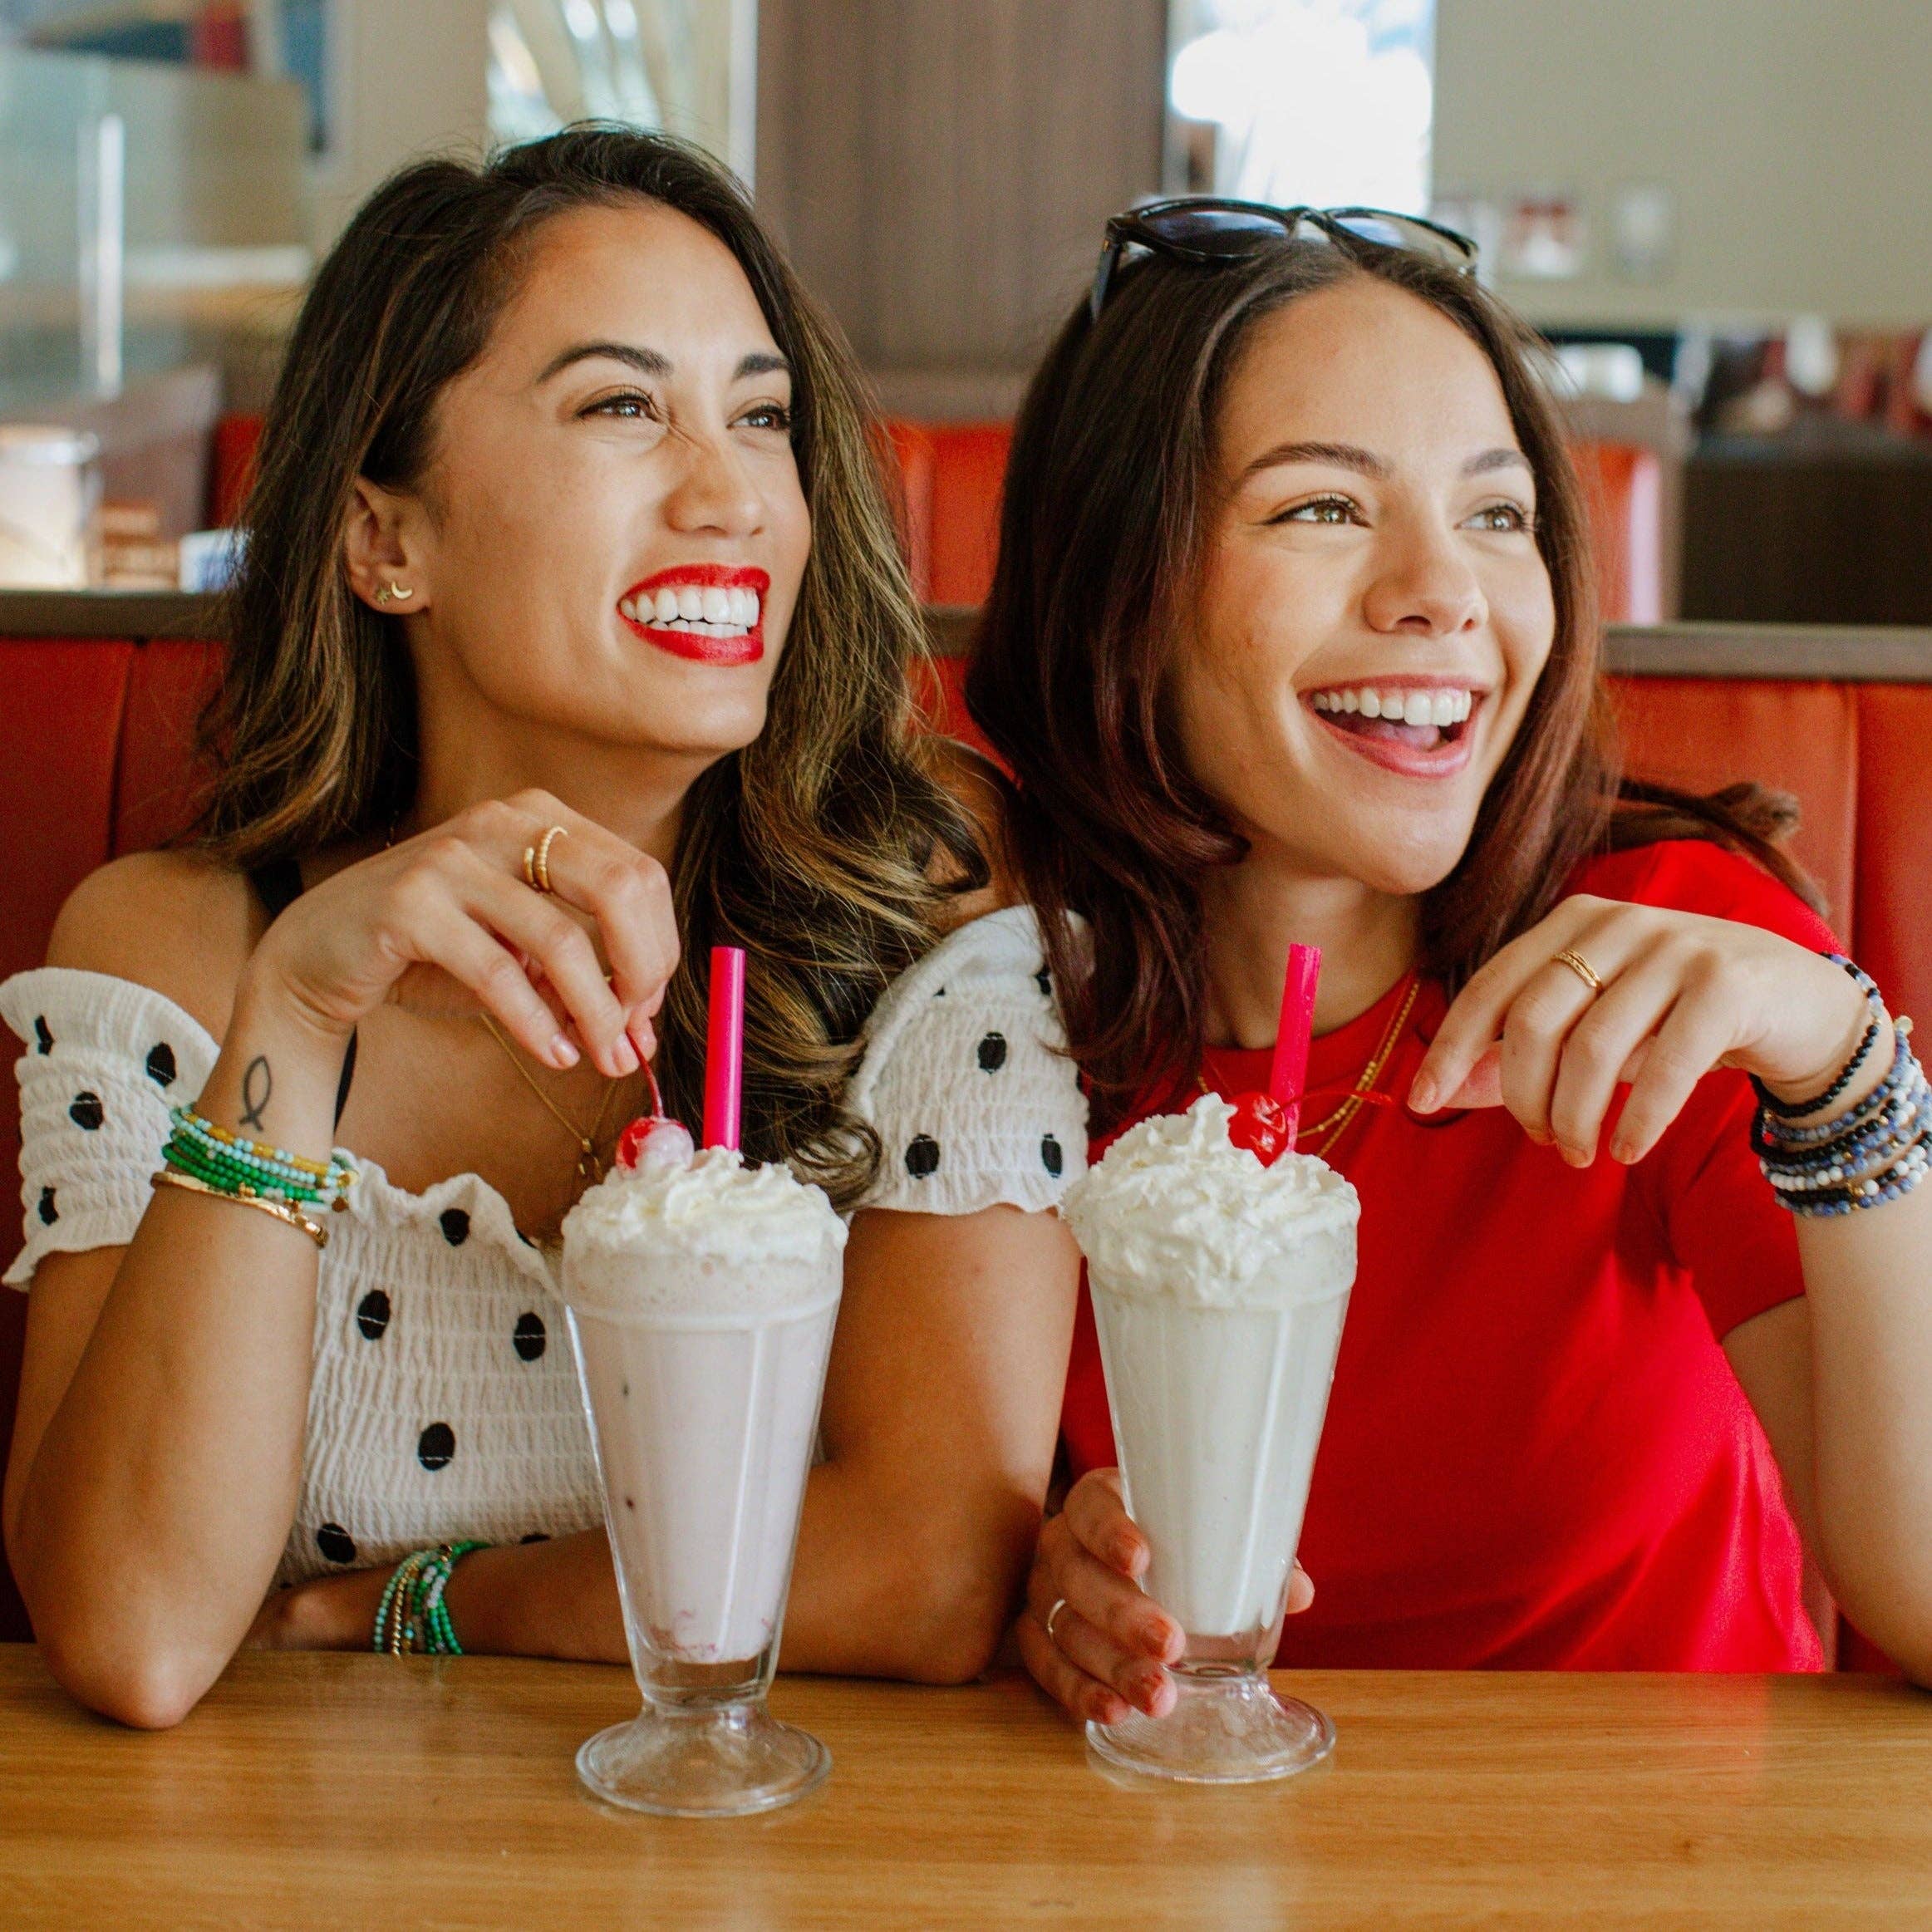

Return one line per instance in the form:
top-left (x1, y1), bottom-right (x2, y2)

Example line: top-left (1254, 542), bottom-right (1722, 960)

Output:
top-left (1308, 686), bottom-right (1477, 726)
top-left (623, 582), bottom-right (763, 633)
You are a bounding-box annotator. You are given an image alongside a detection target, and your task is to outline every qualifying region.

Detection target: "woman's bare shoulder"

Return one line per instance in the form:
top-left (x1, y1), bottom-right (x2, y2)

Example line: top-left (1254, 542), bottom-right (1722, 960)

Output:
top-left (927, 738), bottom-right (1020, 933)
top-left (45, 850), bottom-right (258, 1040)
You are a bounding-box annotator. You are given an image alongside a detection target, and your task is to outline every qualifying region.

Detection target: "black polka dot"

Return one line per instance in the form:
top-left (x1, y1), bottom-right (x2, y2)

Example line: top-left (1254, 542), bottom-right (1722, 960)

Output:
top-left (1035, 965), bottom-right (1052, 997)
top-left (513, 1311), bottom-right (548, 1362)
top-left (1040, 1134), bottom-right (1064, 1177)
top-left (976, 1031), bottom-right (1009, 1073)
top-left (68, 1092), bottom-right (104, 1131)
top-left (905, 1133), bottom-right (941, 1179)
top-left (520, 1531), bottom-right (550, 1545)
top-left (32, 1015), bottom-right (52, 1054)
top-left (356, 1289), bottom-right (391, 1342)
top-left (316, 1522), bottom-right (357, 1565)
top-left (439, 1207), bottom-right (470, 1246)
top-left (417, 1422), bottom-right (455, 1471)
top-left (933, 986), bottom-right (946, 999)
top-left (37, 1186), bottom-right (57, 1226)
top-left (145, 1042), bottom-right (177, 1088)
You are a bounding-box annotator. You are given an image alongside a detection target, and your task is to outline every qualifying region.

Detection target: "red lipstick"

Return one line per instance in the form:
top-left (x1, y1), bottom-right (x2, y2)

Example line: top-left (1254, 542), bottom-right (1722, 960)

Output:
top-left (619, 563), bottom-right (769, 666)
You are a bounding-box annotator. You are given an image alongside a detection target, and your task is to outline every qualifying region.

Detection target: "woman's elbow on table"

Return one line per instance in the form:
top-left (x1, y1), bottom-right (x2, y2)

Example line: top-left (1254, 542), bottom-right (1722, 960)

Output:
top-left (876, 1503), bottom-right (1038, 1686)
top-left (32, 1604), bottom-right (228, 1730)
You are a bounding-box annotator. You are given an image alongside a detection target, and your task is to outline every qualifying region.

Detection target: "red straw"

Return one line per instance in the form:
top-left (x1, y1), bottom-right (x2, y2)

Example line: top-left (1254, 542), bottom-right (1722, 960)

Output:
top-left (1268, 944), bottom-right (1323, 1145)
top-left (703, 946), bottom-right (745, 1151)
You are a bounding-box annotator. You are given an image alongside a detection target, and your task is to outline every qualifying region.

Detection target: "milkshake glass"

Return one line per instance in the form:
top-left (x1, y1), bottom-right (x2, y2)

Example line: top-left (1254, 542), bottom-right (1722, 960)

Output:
top-left (1063, 1093), bottom-right (1359, 1783)
top-left (560, 1136), bottom-right (847, 1816)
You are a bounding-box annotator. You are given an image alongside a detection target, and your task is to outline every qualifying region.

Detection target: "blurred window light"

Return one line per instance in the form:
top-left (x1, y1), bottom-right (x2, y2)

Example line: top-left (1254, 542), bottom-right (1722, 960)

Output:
top-left (1168, 0), bottom-right (1434, 216)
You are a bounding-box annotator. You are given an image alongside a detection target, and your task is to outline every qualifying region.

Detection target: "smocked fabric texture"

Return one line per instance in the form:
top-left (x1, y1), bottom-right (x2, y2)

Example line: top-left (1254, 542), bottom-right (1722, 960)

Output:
top-left (847, 905), bottom-right (1089, 1212)
top-left (0, 907), bottom-right (1084, 1587)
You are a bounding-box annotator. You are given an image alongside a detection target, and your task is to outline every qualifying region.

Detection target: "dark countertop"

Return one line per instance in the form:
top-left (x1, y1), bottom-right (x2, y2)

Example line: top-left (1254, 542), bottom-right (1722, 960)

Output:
top-left (0, 589), bottom-right (223, 639)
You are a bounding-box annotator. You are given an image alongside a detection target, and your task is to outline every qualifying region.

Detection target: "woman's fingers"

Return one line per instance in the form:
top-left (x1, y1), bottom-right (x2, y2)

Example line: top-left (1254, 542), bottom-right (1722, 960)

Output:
top-left (1048, 1603), bottom-right (1177, 1718)
top-left (456, 858), bottom-right (638, 1078)
top-left (1015, 1605), bottom-right (1132, 1727)
top-left (1609, 966), bottom-right (1738, 1164)
top-left (1545, 953), bottom-right (1681, 1164)
top-left (1033, 1514), bottom-right (1182, 1663)
top-left (1410, 904), bottom-right (1597, 1113)
top-left (483, 794), bottom-right (681, 1027)
top-left (402, 894), bottom-right (578, 1069)
top-left (1497, 961), bottom-right (1605, 1148)
top-left (1061, 1468), bottom-right (1148, 1577)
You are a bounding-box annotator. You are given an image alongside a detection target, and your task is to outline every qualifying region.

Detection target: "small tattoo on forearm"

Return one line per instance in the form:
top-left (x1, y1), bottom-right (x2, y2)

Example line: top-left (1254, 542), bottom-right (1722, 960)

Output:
top-left (239, 1056), bottom-right (273, 1130)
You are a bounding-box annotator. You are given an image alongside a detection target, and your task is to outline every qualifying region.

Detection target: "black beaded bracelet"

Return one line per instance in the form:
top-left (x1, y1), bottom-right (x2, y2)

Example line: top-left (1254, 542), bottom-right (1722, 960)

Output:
top-left (1752, 956), bottom-right (1886, 1119)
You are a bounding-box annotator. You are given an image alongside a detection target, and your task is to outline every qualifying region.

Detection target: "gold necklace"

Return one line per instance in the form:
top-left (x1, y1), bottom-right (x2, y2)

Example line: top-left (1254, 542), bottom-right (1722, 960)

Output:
top-left (1200, 971), bottom-right (1422, 1163)
top-left (479, 1015), bottom-right (623, 1182)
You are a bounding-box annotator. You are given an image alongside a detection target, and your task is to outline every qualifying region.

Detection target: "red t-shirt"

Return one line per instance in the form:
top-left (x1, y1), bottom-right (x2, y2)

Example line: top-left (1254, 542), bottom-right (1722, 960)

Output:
top-left (1061, 841), bottom-right (1836, 1672)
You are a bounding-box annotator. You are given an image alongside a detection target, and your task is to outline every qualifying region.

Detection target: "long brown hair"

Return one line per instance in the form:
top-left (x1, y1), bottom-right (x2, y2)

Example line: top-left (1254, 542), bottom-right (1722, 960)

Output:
top-left (199, 125), bottom-right (981, 1205)
top-left (966, 237), bottom-right (1810, 1129)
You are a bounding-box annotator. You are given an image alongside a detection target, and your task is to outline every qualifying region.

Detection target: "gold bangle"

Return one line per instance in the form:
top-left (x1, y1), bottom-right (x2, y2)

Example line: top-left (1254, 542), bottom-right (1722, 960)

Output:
top-left (150, 1168), bottom-right (329, 1249)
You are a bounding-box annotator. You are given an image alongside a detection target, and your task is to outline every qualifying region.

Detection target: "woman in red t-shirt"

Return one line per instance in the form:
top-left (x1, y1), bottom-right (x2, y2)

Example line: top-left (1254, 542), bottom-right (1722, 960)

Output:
top-left (964, 204), bottom-right (1932, 1723)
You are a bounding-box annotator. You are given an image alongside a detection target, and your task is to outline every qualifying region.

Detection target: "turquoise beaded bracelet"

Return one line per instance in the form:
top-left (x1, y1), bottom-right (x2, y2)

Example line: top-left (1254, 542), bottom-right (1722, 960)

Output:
top-left (373, 1542), bottom-right (489, 1657)
top-left (164, 1104), bottom-right (357, 1207)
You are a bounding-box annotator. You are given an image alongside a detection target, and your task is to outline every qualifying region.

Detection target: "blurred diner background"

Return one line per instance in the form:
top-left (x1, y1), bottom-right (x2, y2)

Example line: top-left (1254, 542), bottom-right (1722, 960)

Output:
top-left (2, 0), bottom-right (1932, 1668)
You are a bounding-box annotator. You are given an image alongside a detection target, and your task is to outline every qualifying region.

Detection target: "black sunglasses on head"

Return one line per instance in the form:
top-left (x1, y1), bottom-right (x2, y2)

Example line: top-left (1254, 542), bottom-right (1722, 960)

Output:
top-left (1089, 196), bottom-right (1478, 321)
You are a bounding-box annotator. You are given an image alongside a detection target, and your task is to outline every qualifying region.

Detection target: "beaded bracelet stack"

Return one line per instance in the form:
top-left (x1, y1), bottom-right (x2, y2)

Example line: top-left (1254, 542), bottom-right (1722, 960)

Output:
top-left (1752, 956), bottom-right (1930, 1217)
top-left (373, 1541), bottom-right (489, 1656)
top-left (154, 1104), bottom-right (358, 1249)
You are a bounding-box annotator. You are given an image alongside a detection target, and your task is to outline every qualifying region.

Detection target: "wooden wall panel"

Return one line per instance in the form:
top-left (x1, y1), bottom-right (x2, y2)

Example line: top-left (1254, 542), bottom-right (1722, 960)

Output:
top-left (756, 0), bottom-right (1167, 389)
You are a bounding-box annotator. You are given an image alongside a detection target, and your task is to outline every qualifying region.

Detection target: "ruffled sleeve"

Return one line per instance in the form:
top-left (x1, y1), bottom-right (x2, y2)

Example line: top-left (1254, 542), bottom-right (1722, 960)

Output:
top-left (847, 906), bottom-right (1089, 1215)
top-left (0, 967), bottom-right (219, 1287)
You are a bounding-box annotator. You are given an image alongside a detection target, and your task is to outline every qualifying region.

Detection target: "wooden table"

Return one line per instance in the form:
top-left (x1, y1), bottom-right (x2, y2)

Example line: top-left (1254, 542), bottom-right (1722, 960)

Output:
top-left (5, 1650), bottom-right (1932, 1928)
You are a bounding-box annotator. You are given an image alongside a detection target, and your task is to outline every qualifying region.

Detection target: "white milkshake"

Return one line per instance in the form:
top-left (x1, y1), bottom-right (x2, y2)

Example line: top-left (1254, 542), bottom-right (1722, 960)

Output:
top-left (559, 1126), bottom-right (846, 1815)
top-left (1064, 1092), bottom-right (1359, 1782)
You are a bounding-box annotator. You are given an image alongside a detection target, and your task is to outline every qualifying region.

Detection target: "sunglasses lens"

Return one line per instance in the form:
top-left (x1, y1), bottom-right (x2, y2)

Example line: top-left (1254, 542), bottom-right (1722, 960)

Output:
top-left (1328, 210), bottom-right (1475, 267)
top-left (1137, 205), bottom-right (1287, 258)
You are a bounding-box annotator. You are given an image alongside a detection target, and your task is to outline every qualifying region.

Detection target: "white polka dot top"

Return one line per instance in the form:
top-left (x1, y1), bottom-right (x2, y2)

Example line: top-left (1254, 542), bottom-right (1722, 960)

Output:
top-left (0, 906), bottom-right (1087, 1585)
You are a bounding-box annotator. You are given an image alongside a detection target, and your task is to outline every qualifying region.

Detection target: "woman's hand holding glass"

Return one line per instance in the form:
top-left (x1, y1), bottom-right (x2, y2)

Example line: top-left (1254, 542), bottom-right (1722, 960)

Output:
top-left (1409, 895), bottom-right (1879, 1160)
top-left (1018, 1468), bottom-right (1315, 1725)
top-left (243, 789), bottom-right (679, 1082)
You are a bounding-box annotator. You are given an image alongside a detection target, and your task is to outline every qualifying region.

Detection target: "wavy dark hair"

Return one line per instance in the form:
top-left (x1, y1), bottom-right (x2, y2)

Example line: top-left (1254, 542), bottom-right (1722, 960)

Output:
top-left (197, 125), bottom-right (982, 1205)
top-left (966, 235), bottom-right (1812, 1130)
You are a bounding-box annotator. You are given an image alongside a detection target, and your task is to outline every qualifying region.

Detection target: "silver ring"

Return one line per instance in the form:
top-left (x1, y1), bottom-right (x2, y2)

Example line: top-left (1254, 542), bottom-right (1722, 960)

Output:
top-left (1045, 1597), bottom-right (1069, 1644)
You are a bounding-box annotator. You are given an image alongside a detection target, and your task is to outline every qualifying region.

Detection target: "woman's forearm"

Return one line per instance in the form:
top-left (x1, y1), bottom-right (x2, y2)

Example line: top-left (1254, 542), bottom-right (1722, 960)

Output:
top-left (8, 982), bottom-right (348, 1724)
top-left (1799, 1183), bottom-right (1932, 1679)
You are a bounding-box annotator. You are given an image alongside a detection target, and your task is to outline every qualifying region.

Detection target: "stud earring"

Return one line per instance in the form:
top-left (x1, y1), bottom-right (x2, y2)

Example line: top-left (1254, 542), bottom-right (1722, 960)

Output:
top-left (374, 580), bottom-right (413, 607)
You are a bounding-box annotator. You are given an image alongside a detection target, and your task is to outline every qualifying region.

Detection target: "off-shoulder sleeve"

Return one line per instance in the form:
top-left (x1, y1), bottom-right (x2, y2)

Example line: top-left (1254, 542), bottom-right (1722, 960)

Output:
top-left (847, 906), bottom-right (1089, 1215)
top-left (0, 967), bottom-right (219, 1287)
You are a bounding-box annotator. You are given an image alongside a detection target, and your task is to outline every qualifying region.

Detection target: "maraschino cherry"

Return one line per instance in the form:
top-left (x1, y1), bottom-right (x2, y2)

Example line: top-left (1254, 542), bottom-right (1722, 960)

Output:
top-left (613, 1064), bottom-right (696, 1172)
top-left (1227, 1091), bottom-right (1293, 1165)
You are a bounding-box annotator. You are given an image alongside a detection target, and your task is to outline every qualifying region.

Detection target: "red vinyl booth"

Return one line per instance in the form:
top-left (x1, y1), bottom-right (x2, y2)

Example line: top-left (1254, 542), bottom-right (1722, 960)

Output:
top-left (884, 420), bottom-right (1666, 623)
top-left (3, 622), bottom-right (1926, 1668)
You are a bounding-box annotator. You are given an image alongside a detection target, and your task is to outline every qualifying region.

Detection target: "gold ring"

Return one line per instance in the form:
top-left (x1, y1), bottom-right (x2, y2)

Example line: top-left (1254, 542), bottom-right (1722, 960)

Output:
top-left (1554, 947), bottom-right (1605, 995)
top-left (1045, 1597), bottom-right (1069, 1644)
top-left (531, 824), bottom-right (566, 895)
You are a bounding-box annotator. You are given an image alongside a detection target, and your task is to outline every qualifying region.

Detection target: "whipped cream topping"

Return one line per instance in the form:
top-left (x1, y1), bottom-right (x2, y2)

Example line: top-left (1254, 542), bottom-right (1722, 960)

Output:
top-left (1064, 1094), bottom-right (1358, 1308)
top-left (561, 1146), bottom-right (846, 1321)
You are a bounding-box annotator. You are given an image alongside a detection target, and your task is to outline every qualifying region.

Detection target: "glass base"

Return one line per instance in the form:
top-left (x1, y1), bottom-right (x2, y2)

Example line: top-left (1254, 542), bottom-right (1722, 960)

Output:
top-left (577, 1701), bottom-right (829, 1817)
top-left (1086, 1668), bottom-right (1335, 1785)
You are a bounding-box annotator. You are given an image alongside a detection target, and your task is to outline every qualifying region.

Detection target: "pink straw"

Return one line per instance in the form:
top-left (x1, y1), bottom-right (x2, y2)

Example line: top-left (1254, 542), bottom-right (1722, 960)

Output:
top-left (702, 946), bottom-right (745, 1150)
top-left (1268, 944), bottom-right (1323, 1145)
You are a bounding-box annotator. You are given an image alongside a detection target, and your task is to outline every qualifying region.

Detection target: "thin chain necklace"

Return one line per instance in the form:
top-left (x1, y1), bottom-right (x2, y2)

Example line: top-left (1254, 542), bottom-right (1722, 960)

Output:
top-left (479, 1014), bottom-right (624, 1183)
top-left (1200, 971), bottom-right (1422, 1162)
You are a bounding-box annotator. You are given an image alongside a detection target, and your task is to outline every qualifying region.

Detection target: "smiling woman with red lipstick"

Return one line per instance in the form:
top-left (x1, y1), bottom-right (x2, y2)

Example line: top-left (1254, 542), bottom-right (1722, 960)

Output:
top-left (967, 203), bottom-right (1932, 1721)
top-left (2, 129), bottom-right (1084, 1728)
